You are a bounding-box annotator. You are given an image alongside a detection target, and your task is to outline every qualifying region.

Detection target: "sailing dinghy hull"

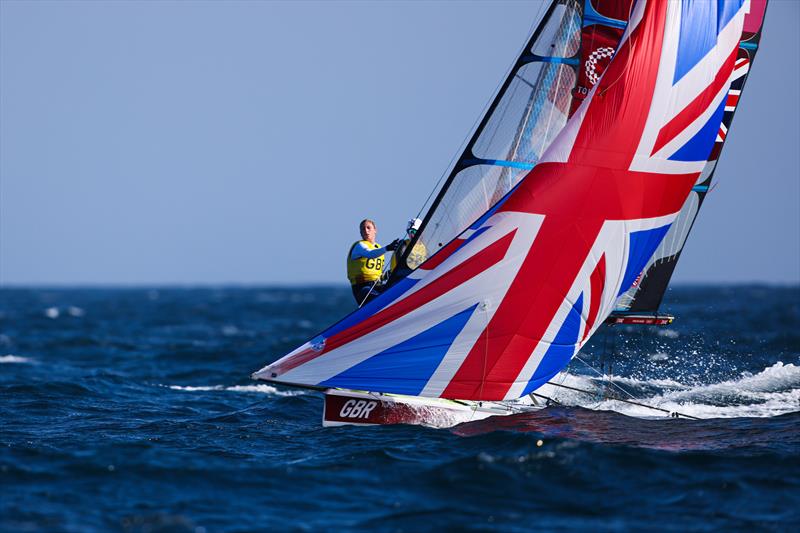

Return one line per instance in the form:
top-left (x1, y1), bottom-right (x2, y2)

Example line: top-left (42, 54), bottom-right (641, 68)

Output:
top-left (322, 389), bottom-right (541, 428)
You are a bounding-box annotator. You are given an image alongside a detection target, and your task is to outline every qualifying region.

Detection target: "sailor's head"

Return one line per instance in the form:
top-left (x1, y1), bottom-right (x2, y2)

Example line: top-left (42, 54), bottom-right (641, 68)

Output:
top-left (406, 218), bottom-right (422, 238)
top-left (360, 219), bottom-right (377, 243)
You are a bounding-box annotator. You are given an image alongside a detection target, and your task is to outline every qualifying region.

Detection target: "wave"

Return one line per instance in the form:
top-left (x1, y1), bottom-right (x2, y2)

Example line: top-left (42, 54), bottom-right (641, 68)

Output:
top-left (537, 362), bottom-right (800, 419)
top-left (0, 355), bottom-right (35, 364)
top-left (42, 306), bottom-right (85, 319)
top-left (164, 384), bottom-right (305, 397)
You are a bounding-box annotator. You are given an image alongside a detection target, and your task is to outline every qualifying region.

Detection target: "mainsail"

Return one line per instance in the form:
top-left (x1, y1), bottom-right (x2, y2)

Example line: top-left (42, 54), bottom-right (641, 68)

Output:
top-left (615, 0), bottom-right (768, 312)
top-left (393, 0), bottom-right (637, 280)
top-left (255, 0), bottom-right (755, 401)
top-left (390, 0), bottom-right (584, 279)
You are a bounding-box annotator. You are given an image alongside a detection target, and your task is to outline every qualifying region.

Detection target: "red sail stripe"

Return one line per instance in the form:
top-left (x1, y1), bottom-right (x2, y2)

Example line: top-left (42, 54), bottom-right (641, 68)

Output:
top-left (443, 1), bottom-right (679, 400)
top-left (650, 45), bottom-right (738, 156)
top-left (419, 237), bottom-right (466, 271)
top-left (270, 229), bottom-right (517, 375)
top-left (567, 0), bottom-right (669, 169)
top-left (442, 164), bottom-right (697, 400)
top-left (582, 255), bottom-right (607, 342)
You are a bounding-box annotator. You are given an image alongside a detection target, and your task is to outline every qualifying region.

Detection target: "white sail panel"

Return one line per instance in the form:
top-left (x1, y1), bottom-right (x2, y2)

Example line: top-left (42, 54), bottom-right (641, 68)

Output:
top-left (414, 165), bottom-right (528, 255)
top-left (472, 62), bottom-right (576, 164)
top-left (531, 0), bottom-right (582, 57)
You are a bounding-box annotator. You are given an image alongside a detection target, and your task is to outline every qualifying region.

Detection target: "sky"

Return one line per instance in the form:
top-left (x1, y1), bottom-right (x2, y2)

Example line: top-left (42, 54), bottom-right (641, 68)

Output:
top-left (1, 0), bottom-right (798, 286)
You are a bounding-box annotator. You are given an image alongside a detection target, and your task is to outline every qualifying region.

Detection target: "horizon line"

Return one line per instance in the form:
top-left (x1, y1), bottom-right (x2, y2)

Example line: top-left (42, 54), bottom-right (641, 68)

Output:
top-left (2, 281), bottom-right (799, 290)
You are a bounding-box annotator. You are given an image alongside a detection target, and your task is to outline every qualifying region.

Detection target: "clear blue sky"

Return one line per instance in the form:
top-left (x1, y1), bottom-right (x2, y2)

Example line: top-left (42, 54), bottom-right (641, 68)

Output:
top-left (1, 0), bottom-right (798, 285)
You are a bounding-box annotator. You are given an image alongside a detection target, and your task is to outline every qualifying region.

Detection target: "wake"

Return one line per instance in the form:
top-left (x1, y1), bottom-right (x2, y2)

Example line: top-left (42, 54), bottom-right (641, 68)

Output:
top-left (164, 384), bottom-right (305, 397)
top-left (540, 362), bottom-right (800, 419)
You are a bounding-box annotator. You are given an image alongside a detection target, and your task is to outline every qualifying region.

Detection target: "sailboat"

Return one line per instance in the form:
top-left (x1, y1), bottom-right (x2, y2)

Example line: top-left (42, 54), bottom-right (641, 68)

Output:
top-left (254, 0), bottom-right (768, 427)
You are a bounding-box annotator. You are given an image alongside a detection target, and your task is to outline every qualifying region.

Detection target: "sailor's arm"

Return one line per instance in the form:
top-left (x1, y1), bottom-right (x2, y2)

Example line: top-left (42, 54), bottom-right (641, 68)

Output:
top-left (350, 240), bottom-right (401, 260)
top-left (351, 243), bottom-right (388, 260)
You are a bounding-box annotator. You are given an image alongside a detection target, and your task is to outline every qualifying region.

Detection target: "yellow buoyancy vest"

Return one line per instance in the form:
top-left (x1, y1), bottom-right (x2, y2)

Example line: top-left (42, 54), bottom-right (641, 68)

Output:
top-left (347, 240), bottom-right (384, 284)
top-left (390, 239), bottom-right (428, 271)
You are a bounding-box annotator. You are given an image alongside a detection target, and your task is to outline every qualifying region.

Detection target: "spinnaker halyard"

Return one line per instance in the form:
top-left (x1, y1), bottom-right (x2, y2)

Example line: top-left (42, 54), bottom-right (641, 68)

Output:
top-left (254, 0), bottom-right (764, 426)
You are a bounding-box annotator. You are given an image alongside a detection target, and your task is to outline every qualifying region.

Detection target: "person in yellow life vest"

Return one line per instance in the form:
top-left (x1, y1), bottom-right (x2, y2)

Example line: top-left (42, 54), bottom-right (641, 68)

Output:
top-left (390, 218), bottom-right (428, 273)
top-left (347, 219), bottom-right (400, 305)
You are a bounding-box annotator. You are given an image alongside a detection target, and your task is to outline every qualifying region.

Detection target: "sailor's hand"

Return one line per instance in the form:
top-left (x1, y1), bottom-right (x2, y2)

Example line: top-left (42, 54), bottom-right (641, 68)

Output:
top-left (386, 239), bottom-right (402, 252)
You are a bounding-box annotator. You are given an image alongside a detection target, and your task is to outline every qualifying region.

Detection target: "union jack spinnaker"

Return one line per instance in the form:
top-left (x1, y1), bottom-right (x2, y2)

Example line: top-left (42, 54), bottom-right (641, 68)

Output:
top-left (254, 0), bottom-right (764, 401)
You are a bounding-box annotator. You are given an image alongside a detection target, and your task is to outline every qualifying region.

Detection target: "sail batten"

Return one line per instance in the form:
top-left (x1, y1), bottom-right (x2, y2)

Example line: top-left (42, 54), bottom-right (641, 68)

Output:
top-left (462, 159), bottom-right (536, 170)
top-left (521, 55), bottom-right (581, 65)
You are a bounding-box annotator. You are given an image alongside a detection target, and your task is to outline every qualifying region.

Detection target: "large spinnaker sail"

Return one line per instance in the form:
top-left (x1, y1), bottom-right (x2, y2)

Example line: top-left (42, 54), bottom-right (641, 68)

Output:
top-left (255, 0), bottom-right (753, 401)
top-left (615, 0), bottom-right (768, 313)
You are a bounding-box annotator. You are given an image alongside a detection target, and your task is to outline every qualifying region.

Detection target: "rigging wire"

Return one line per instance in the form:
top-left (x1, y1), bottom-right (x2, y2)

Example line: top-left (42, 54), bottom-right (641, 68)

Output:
top-left (548, 368), bottom-right (571, 404)
top-left (478, 301), bottom-right (490, 401)
top-left (566, 348), bottom-right (700, 420)
top-left (543, 380), bottom-right (700, 420)
top-left (574, 352), bottom-right (638, 401)
top-left (411, 0), bottom-right (549, 223)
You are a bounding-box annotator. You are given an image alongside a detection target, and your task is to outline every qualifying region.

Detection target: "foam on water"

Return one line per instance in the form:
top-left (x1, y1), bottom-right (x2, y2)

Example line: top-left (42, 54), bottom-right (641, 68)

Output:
top-left (2, 286), bottom-right (798, 531)
top-left (0, 355), bottom-right (34, 364)
top-left (535, 362), bottom-right (800, 419)
top-left (401, 403), bottom-right (507, 429)
top-left (165, 384), bottom-right (305, 396)
top-left (67, 306), bottom-right (85, 317)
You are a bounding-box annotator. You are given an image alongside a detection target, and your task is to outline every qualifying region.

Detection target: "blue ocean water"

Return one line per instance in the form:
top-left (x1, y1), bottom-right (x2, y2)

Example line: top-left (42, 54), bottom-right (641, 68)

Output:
top-left (1, 285), bottom-right (799, 532)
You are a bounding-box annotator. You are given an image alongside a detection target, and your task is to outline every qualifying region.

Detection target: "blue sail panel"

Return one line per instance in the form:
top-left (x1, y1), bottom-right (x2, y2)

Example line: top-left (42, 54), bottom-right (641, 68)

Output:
top-left (668, 96), bottom-right (727, 162)
top-left (618, 224), bottom-right (672, 296)
top-left (319, 304), bottom-right (479, 395)
top-left (522, 294), bottom-right (584, 395)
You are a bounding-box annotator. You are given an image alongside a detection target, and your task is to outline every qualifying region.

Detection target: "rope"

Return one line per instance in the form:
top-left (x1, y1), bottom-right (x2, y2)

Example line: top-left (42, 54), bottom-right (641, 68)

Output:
top-left (478, 302), bottom-right (489, 400)
top-left (575, 353), bottom-right (638, 401)
top-left (530, 391), bottom-right (561, 406)
top-left (549, 369), bottom-right (570, 404)
top-left (543, 380), bottom-right (700, 420)
top-left (357, 278), bottom-right (381, 308)
top-left (410, 0), bottom-right (549, 223)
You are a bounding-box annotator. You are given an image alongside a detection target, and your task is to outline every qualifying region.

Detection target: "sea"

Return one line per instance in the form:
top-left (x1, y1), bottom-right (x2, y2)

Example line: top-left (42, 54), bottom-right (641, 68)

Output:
top-left (1, 285), bottom-right (799, 532)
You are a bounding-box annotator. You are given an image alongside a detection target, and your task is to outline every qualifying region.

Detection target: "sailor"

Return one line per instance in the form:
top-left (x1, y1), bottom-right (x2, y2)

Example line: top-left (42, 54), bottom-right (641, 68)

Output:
top-left (347, 219), bottom-right (400, 305)
top-left (390, 218), bottom-right (428, 272)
